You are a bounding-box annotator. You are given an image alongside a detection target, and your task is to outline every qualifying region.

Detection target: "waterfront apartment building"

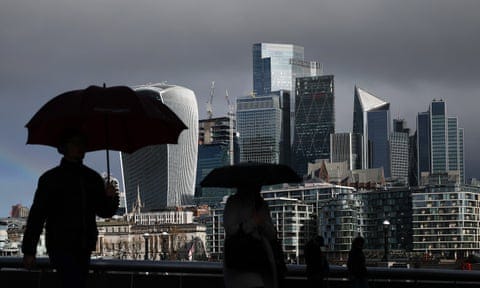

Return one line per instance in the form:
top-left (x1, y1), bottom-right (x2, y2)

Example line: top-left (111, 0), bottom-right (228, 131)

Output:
top-left (292, 75), bottom-right (335, 176)
top-left (121, 84), bottom-right (198, 212)
top-left (353, 87), bottom-right (391, 177)
top-left (412, 185), bottom-right (480, 259)
top-left (356, 188), bottom-right (413, 252)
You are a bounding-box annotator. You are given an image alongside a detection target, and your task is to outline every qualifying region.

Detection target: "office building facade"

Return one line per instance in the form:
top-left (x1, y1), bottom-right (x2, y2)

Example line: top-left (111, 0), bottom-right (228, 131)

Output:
top-left (416, 99), bottom-right (465, 184)
top-left (121, 84), bottom-right (198, 212)
top-left (330, 132), bottom-right (362, 171)
top-left (292, 75), bottom-right (335, 176)
top-left (353, 87), bottom-right (391, 176)
top-left (236, 93), bottom-right (289, 164)
top-left (253, 43), bottom-right (322, 144)
top-left (390, 119), bottom-right (410, 184)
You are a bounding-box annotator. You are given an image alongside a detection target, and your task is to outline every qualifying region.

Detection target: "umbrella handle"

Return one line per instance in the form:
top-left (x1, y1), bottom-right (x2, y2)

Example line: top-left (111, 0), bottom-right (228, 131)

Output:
top-left (104, 113), bottom-right (110, 184)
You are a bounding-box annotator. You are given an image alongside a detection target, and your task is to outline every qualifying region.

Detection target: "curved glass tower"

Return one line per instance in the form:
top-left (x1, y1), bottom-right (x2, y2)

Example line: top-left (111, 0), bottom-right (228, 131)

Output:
top-left (121, 84), bottom-right (198, 212)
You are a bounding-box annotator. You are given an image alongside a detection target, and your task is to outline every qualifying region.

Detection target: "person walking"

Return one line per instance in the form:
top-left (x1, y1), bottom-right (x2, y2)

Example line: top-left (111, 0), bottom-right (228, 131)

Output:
top-left (347, 236), bottom-right (369, 288)
top-left (223, 184), bottom-right (286, 288)
top-left (305, 235), bottom-right (329, 288)
top-left (22, 129), bottom-right (119, 288)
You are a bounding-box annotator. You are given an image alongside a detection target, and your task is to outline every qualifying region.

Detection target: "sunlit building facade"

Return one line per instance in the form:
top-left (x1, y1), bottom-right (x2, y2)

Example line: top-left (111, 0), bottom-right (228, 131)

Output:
top-left (236, 94), bottom-right (287, 164)
top-left (121, 84), bottom-right (198, 212)
top-left (412, 185), bottom-right (480, 259)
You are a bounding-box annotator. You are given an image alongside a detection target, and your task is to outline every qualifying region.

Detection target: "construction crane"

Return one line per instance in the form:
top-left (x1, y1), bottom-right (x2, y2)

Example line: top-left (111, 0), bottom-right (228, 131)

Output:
top-left (225, 89), bottom-right (234, 165)
top-left (206, 81), bottom-right (215, 119)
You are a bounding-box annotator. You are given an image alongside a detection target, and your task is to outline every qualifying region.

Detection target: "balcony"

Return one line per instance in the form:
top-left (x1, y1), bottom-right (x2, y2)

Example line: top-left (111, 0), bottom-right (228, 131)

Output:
top-left (2, 257), bottom-right (480, 287)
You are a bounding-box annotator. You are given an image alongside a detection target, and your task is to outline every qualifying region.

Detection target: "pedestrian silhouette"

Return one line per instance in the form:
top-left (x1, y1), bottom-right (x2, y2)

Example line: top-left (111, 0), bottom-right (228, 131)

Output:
top-left (22, 129), bottom-right (119, 288)
top-left (223, 184), bottom-right (286, 288)
top-left (347, 236), bottom-right (369, 288)
top-left (304, 235), bottom-right (329, 288)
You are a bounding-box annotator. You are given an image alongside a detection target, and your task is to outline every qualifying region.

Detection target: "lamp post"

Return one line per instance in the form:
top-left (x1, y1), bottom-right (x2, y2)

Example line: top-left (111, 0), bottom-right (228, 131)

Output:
top-left (382, 220), bottom-right (390, 262)
top-left (143, 233), bottom-right (150, 260)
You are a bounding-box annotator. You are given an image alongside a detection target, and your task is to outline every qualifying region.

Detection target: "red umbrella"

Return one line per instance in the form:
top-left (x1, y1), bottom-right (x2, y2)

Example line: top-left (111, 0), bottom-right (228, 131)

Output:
top-left (26, 85), bottom-right (188, 177)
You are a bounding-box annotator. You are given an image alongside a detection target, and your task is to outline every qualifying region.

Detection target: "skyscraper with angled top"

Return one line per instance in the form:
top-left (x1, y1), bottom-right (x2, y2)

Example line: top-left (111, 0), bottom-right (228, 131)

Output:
top-left (353, 86), bottom-right (391, 177)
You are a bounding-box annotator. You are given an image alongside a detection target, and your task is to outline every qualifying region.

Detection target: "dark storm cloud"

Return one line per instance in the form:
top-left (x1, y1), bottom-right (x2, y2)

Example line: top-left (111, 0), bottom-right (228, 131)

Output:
top-left (1, 0), bottom-right (479, 215)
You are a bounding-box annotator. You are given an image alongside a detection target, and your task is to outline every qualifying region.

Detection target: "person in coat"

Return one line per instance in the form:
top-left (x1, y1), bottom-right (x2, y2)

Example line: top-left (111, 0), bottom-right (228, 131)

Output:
top-left (223, 184), bottom-right (286, 288)
top-left (347, 236), bottom-right (369, 288)
top-left (304, 235), bottom-right (329, 288)
top-left (22, 129), bottom-right (119, 288)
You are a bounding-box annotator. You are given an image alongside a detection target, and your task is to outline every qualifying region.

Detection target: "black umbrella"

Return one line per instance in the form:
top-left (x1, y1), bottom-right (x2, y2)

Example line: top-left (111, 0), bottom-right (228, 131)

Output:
top-left (200, 162), bottom-right (302, 188)
top-left (26, 85), bottom-right (187, 178)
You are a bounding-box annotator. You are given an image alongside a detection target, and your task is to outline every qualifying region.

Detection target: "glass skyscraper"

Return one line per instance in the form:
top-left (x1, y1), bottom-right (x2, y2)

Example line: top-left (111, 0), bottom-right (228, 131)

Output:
top-left (292, 75), bottom-right (335, 176)
top-left (330, 132), bottom-right (362, 170)
top-left (390, 119), bottom-right (410, 184)
top-left (236, 94), bottom-right (284, 164)
top-left (417, 111), bottom-right (431, 177)
top-left (416, 99), bottom-right (465, 184)
top-left (431, 100), bottom-right (447, 174)
top-left (252, 43), bottom-right (322, 144)
top-left (353, 87), bottom-right (391, 176)
top-left (121, 84), bottom-right (198, 212)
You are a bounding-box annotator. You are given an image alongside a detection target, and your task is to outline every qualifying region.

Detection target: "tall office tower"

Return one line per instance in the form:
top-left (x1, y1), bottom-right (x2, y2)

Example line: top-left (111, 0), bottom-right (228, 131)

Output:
top-left (252, 43), bottom-right (322, 144)
top-left (236, 93), bottom-right (288, 164)
top-left (292, 75), bottom-right (335, 176)
top-left (409, 132), bottom-right (419, 186)
top-left (352, 87), bottom-right (391, 176)
top-left (121, 84), bottom-right (198, 212)
top-left (430, 100), bottom-right (447, 174)
top-left (416, 99), bottom-right (465, 184)
top-left (389, 119), bottom-right (410, 184)
top-left (416, 111), bottom-right (431, 178)
top-left (330, 132), bottom-right (362, 170)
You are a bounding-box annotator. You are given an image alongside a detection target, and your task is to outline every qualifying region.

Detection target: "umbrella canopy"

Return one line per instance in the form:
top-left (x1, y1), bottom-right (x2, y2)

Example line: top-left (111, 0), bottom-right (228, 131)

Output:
top-left (26, 85), bottom-right (187, 153)
top-left (200, 162), bottom-right (302, 188)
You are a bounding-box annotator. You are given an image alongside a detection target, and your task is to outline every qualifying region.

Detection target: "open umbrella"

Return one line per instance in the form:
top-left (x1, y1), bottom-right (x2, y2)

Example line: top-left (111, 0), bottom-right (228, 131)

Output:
top-left (200, 162), bottom-right (302, 188)
top-left (26, 85), bottom-right (187, 178)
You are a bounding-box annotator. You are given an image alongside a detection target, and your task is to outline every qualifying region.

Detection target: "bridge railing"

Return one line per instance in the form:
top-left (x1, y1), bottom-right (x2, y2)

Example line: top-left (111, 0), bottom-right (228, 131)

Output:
top-left (2, 257), bottom-right (480, 288)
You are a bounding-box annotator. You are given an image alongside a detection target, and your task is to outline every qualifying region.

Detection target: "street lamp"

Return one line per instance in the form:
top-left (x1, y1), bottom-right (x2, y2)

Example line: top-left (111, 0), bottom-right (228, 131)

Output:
top-left (143, 233), bottom-right (150, 260)
top-left (382, 220), bottom-right (390, 262)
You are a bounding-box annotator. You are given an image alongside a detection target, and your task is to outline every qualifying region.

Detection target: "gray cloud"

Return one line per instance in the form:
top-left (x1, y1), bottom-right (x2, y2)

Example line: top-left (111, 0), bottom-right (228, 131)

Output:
top-left (1, 0), bottom-right (479, 215)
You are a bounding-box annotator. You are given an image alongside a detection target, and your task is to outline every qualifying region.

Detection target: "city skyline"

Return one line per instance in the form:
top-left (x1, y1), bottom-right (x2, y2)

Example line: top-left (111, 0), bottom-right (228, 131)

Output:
top-left (1, 0), bottom-right (480, 217)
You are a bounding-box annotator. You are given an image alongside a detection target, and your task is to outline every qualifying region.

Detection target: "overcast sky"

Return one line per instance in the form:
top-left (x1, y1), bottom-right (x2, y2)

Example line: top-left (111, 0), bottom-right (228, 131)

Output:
top-left (1, 0), bottom-right (479, 217)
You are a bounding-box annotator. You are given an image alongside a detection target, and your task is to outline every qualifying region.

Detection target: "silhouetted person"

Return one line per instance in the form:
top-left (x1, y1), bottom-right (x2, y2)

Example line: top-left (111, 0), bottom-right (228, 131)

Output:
top-left (223, 184), bottom-right (286, 288)
top-left (305, 235), bottom-right (329, 288)
top-left (22, 129), bottom-right (119, 288)
top-left (347, 236), bottom-right (368, 288)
